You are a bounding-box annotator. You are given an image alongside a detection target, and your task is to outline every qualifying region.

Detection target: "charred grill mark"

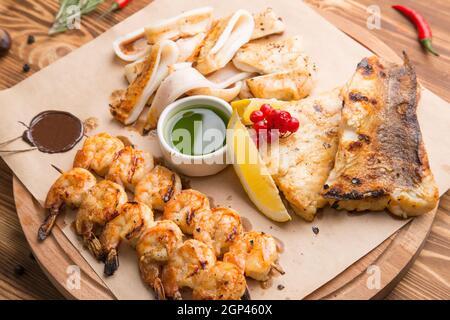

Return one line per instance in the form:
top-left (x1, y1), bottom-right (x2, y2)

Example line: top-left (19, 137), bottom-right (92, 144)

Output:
top-left (349, 92), bottom-right (369, 102)
top-left (113, 148), bottom-right (125, 161)
top-left (163, 174), bottom-right (176, 203)
top-left (226, 226), bottom-right (238, 242)
top-left (189, 266), bottom-right (200, 277)
top-left (128, 152), bottom-right (139, 183)
top-left (358, 134), bottom-right (371, 144)
top-left (348, 141), bottom-right (363, 151)
top-left (356, 58), bottom-right (373, 75)
top-left (126, 219), bottom-right (144, 240)
top-left (186, 208), bottom-right (194, 226)
top-left (324, 188), bottom-right (385, 200)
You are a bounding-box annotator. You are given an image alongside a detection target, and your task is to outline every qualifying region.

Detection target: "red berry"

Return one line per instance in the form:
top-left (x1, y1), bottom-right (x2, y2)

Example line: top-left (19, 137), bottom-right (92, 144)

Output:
top-left (250, 110), bottom-right (264, 123)
top-left (252, 120), bottom-right (267, 132)
top-left (278, 111), bottom-right (292, 133)
top-left (259, 104), bottom-right (272, 117)
top-left (267, 109), bottom-right (281, 129)
top-left (287, 117), bottom-right (300, 133)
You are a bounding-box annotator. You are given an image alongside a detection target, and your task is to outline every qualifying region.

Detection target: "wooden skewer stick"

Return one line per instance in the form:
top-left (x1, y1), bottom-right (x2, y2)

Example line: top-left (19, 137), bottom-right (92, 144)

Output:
top-left (51, 164), bottom-right (64, 174)
top-left (0, 147), bottom-right (37, 153)
top-left (0, 135), bottom-right (21, 146)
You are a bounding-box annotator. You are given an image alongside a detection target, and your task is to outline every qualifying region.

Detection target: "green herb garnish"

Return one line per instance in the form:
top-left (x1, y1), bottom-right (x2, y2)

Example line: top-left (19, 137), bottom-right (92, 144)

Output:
top-left (49, 0), bottom-right (104, 35)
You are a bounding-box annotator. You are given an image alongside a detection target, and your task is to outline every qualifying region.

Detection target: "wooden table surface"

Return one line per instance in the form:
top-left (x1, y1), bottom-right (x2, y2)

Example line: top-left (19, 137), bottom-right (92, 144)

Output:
top-left (0, 0), bottom-right (448, 300)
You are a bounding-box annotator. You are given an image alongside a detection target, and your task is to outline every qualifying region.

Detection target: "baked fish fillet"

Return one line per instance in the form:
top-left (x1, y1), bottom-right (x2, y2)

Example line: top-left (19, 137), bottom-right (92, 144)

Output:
top-left (264, 90), bottom-right (342, 221)
top-left (233, 36), bottom-right (307, 74)
top-left (323, 55), bottom-right (438, 218)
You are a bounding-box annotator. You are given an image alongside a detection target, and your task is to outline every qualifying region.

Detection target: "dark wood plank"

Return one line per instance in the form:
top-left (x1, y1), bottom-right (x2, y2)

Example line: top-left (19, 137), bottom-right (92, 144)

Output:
top-left (305, 0), bottom-right (450, 102)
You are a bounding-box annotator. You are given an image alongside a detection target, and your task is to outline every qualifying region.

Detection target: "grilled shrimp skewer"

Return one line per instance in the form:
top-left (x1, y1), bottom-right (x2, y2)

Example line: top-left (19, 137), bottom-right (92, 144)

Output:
top-left (193, 207), bottom-right (243, 257)
top-left (162, 239), bottom-right (216, 299)
top-left (136, 220), bottom-right (183, 299)
top-left (224, 231), bottom-right (283, 281)
top-left (163, 189), bottom-right (210, 234)
top-left (106, 146), bottom-right (154, 192)
top-left (100, 202), bottom-right (154, 276)
top-left (73, 132), bottom-right (124, 176)
top-left (39, 168), bottom-right (96, 241)
top-left (193, 261), bottom-right (247, 300)
top-left (135, 165), bottom-right (182, 211)
top-left (75, 180), bottom-right (128, 260)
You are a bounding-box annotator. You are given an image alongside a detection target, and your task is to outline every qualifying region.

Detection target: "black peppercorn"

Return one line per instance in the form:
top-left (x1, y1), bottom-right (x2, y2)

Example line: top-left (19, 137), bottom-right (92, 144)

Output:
top-left (23, 63), bottom-right (30, 72)
top-left (14, 264), bottom-right (25, 276)
top-left (27, 35), bottom-right (35, 45)
top-left (312, 226), bottom-right (319, 235)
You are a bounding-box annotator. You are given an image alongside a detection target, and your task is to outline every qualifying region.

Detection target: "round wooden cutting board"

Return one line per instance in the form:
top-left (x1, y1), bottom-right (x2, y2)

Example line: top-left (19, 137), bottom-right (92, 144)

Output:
top-left (10, 6), bottom-right (440, 300)
top-left (13, 176), bottom-right (437, 300)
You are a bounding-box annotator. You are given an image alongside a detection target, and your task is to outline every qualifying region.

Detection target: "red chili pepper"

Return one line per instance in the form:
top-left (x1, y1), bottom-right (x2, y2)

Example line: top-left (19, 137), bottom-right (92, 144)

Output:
top-left (392, 5), bottom-right (439, 56)
top-left (101, 0), bottom-right (132, 18)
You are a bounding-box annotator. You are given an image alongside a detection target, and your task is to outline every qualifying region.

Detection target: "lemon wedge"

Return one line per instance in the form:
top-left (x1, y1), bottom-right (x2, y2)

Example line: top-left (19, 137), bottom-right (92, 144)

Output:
top-left (227, 111), bottom-right (291, 222)
top-left (231, 98), bottom-right (289, 125)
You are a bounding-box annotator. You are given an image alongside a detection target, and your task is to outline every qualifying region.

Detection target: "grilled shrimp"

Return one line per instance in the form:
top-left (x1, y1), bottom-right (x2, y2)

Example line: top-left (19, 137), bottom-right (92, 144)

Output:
top-left (73, 132), bottom-right (125, 176)
top-left (163, 189), bottom-right (210, 234)
top-left (162, 239), bottom-right (216, 299)
top-left (192, 261), bottom-right (247, 300)
top-left (135, 165), bottom-right (182, 211)
top-left (136, 220), bottom-right (183, 299)
top-left (106, 146), bottom-right (154, 192)
top-left (100, 202), bottom-right (154, 276)
top-left (193, 207), bottom-right (243, 257)
top-left (38, 168), bottom-right (96, 241)
top-left (75, 180), bottom-right (128, 260)
top-left (223, 231), bottom-right (283, 281)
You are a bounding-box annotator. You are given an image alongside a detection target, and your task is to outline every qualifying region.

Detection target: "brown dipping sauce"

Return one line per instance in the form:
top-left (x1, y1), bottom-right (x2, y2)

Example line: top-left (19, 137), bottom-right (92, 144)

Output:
top-left (23, 110), bottom-right (84, 153)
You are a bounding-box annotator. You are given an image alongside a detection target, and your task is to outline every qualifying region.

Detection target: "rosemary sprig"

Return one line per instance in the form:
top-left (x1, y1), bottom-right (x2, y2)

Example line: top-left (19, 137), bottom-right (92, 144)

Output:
top-left (49, 0), bottom-right (104, 35)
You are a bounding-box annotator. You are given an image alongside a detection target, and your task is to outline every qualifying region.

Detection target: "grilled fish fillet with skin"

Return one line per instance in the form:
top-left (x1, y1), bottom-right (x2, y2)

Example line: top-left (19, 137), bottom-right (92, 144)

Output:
top-left (323, 55), bottom-right (438, 218)
top-left (264, 90), bottom-right (342, 221)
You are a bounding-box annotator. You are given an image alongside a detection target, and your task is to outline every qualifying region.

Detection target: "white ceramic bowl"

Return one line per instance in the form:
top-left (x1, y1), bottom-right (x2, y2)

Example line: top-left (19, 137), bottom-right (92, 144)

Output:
top-left (157, 95), bottom-right (232, 177)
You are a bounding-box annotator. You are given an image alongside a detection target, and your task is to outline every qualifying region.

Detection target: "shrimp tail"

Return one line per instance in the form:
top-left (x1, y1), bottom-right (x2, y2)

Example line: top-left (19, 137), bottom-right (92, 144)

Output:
top-left (38, 212), bottom-right (58, 241)
top-left (104, 249), bottom-right (119, 276)
top-left (153, 278), bottom-right (166, 300)
top-left (85, 234), bottom-right (105, 261)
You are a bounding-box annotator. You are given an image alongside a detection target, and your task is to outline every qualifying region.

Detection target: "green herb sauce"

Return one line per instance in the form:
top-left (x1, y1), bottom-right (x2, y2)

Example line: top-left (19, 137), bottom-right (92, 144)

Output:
top-left (165, 105), bottom-right (228, 156)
